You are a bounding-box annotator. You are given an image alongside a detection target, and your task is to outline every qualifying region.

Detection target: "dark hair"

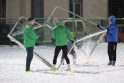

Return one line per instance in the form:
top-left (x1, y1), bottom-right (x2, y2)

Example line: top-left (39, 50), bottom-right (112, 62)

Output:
top-left (28, 17), bottom-right (35, 21)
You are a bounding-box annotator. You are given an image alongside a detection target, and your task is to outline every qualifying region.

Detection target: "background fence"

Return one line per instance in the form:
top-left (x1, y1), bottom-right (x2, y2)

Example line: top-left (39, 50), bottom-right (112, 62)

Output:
top-left (0, 18), bottom-right (124, 45)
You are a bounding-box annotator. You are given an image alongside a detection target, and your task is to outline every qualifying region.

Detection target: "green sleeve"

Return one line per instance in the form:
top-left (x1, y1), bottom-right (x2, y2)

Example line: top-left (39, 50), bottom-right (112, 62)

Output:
top-left (30, 28), bottom-right (38, 39)
top-left (24, 25), bottom-right (38, 40)
top-left (52, 29), bottom-right (55, 39)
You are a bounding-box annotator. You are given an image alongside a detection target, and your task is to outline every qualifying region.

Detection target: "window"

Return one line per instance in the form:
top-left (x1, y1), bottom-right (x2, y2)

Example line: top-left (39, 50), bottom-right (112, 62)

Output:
top-left (0, 0), bottom-right (6, 24)
top-left (108, 0), bottom-right (124, 18)
top-left (31, 0), bottom-right (44, 18)
top-left (65, 22), bottom-right (76, 31)
top-left (77, 22), bottom-right (83, 31)
top-left (69, 0), bottom-right (83, 18)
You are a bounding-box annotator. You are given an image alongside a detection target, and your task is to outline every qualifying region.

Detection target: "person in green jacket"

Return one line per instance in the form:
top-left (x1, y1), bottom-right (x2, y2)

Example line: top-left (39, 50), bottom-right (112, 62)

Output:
top-left (24, 17), bottom-right (38, 72)
top-left (52, 20), bottom-right (74, 71)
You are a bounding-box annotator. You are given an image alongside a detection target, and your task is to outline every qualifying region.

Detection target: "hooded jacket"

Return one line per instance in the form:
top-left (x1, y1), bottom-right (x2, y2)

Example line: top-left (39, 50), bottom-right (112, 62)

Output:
top-left (107, 16), bottom-right (118, 43)
top-left (24, 24), bottom-right (38, 48)
top-left (52, 23), bottom-right (74, 46)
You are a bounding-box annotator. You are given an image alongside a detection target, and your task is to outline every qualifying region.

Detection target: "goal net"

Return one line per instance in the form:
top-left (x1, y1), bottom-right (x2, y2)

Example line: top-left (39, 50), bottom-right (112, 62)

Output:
top-left (45, 6), bottom-right (107, 66)
top-left (7, 16), bottom-right (55, 69)
top-left (8, 6), bottom-right (107, 69)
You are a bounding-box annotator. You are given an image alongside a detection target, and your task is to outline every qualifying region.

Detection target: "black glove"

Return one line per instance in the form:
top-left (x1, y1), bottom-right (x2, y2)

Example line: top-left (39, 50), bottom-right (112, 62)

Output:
top-left (97, 24), bottom-right (100, 28)
top-left (97, 24), bottom-right (105, 30)
top-left (70, 40), bottom-right (74, 44)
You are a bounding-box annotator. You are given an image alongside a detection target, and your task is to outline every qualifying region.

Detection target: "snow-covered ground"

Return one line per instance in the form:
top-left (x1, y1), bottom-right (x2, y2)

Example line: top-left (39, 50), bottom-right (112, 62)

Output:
top-left (0, 43), bottom-right (124, 83)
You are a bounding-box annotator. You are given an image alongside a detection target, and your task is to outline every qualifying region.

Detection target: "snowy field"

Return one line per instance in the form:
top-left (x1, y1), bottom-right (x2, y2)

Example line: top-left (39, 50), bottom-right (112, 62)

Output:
top-left (0, 43), bottom-right (124, 83)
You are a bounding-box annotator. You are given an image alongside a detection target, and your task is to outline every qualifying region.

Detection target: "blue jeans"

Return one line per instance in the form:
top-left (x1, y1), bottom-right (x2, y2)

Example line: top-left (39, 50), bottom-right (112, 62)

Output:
top-left (26, 47), bottom-right (34, 71)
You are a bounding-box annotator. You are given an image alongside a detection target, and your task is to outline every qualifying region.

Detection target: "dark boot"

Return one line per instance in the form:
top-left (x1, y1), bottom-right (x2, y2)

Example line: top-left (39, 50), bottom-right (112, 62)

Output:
top-left (112, 61), bottom-right (116, 66)
top-left (26, 67), bottom-right (30, 71)
top-left (107, 61), bottom-right (112, 65)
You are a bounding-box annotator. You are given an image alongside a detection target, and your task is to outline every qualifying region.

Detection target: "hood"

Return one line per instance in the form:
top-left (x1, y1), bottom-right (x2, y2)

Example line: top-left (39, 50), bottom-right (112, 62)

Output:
top-left (108, 15), bottom-right (116, 24)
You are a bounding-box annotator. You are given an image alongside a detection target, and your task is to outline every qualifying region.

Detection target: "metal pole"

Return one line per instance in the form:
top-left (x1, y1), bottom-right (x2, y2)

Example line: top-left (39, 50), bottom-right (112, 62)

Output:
top-left (72, 0), bottom-right (76, 33)
top-left (73, 0), bottom-right (75, 17)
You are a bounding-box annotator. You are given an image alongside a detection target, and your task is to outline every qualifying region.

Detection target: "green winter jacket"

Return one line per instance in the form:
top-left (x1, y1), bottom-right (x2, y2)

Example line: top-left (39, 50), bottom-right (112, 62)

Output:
top-left (24, 24), bottom-right (38, 48)
top-left (52, 23), bottom-right (74, 46)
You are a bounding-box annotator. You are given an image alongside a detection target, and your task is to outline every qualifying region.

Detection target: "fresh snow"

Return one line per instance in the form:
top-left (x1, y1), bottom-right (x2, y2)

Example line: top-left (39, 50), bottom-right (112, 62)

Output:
top-left (0, 43), bottom-right (124, 83)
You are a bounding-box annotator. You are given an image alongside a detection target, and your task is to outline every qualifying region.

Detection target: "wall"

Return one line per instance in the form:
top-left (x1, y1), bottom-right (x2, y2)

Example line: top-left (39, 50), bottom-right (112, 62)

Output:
top-left (83, 0), bottom-right (108, 18)
top-left (6, 0), bottom-right (31, 18)
top-left (44, 0), bottom-right (69, 18)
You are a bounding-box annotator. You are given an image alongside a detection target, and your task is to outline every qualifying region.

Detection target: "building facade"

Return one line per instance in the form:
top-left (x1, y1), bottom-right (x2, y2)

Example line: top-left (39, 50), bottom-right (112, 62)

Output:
top-left (0, 0), bottom-right (124, 19)
top-left (4, 0), bottom-right (108, 18)
top-left (0, 0), bottom-right (124, 44)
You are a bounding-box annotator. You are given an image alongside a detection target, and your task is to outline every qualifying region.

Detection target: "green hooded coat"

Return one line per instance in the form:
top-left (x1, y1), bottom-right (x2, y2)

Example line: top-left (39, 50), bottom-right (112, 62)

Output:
top-left (52, 23), bottom-right (74, 46)
top-left (24, 24), bottom-right (38, 48)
